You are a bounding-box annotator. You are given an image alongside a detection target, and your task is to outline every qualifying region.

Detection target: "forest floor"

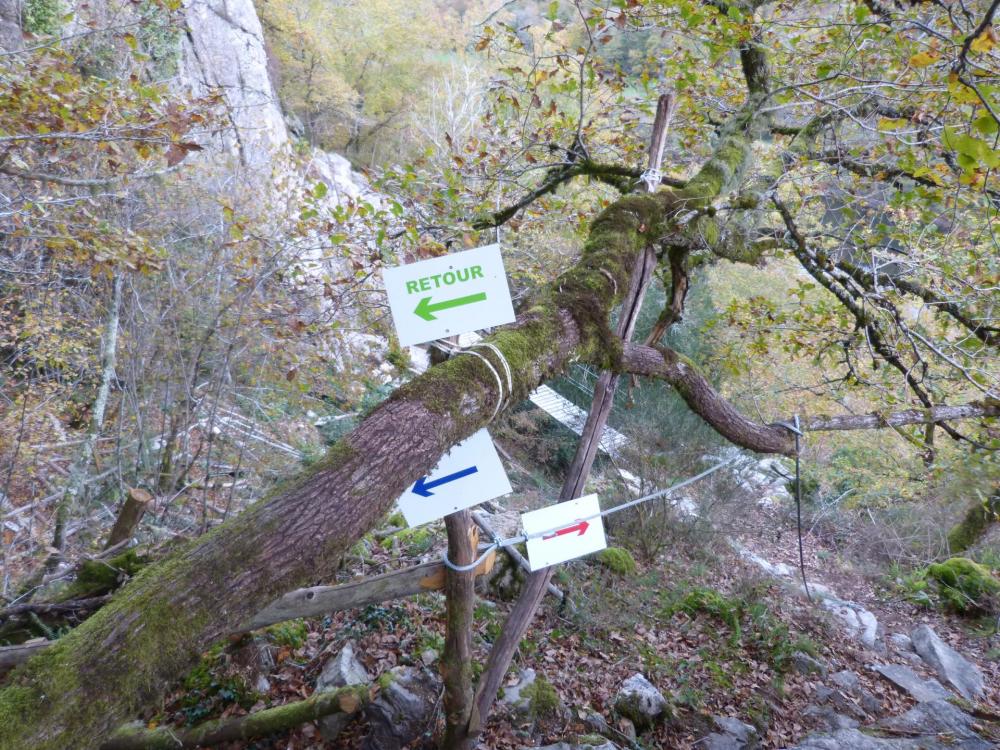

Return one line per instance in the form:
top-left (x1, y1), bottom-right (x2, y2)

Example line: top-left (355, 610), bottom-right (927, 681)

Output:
top-left (138, 446), bottom-right (999, 750)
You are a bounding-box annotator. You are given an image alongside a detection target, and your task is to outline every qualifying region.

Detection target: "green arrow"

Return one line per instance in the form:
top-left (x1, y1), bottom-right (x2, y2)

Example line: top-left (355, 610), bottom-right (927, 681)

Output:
top-left (414, 292), bottom-right (487, 321)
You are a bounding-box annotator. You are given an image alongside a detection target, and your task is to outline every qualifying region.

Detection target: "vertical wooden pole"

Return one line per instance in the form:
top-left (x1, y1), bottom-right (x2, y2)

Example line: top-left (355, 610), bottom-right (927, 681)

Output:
top-left (441, 510), bottom-right (477, 750)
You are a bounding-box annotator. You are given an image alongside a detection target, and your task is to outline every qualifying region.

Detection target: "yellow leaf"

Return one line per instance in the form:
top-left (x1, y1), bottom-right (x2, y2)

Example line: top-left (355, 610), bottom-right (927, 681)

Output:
top-left (970, 27), bottom-right (996, 54)
top-left (910, 51), bottom-right (939, 68)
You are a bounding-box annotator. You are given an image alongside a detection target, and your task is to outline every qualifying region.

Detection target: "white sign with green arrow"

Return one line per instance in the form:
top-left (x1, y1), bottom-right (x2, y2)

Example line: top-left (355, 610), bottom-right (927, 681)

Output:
top-left (382, 244), bottom-right (516, 347)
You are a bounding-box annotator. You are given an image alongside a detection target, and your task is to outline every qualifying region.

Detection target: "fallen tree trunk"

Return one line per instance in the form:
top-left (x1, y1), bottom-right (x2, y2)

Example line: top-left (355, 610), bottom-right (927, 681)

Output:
top-left (100, 684), bottom-right (368, 750)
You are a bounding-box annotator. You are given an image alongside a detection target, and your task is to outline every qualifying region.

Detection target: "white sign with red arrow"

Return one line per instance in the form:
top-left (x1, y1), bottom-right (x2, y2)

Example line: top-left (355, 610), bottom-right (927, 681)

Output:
top-left (521, 494), bottom-right (607, 571)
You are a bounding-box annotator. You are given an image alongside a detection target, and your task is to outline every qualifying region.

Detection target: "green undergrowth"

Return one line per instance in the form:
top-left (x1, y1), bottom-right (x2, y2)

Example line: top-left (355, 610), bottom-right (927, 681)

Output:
top-left (180, 643), bottom-right (260, 725)
top-left (888, 556), bottom-right (1000, 615)
top-left (597, 546), bottom-right (638, 575)
top-left (660, 583), bottom-right (819, 676)
top-left (522, 676), bottom-right (561, 719)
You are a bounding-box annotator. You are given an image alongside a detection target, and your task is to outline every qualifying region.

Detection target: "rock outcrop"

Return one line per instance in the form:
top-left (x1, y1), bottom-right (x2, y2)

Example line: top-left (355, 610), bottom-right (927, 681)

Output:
top-left (0, 0), bottom-right (20, 51)
top-left (315, 641), bottom-right (371, 740)
top-left (363, 666), bottom-right (442, 750)
top-left (179, 0), bottom-right (287, 166)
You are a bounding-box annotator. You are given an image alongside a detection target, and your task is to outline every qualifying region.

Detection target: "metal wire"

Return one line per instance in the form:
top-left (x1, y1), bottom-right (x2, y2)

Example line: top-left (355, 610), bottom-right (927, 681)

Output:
top-left (441, 456), bottom-right (737, 571)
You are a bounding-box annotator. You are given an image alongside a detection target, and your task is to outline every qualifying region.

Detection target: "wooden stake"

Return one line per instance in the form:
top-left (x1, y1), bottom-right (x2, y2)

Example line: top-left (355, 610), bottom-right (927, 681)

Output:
top-left (642, 92), bottom-right (677, 193)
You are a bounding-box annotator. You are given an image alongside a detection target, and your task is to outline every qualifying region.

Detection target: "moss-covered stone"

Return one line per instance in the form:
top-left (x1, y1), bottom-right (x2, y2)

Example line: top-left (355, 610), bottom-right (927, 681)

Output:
top-left (926, 557), bottom-right (1000, 614)
top-left (522, 676), bottom-right (561, 719)
top-left (597, 547), bottom-right (637, 575)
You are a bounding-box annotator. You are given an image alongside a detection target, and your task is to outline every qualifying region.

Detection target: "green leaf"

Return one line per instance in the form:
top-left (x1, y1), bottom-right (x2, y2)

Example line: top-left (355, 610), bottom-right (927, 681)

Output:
top-left (313, 181), bottom-right (328, 199)
top-left (973, 114), bottom-right (999, 136)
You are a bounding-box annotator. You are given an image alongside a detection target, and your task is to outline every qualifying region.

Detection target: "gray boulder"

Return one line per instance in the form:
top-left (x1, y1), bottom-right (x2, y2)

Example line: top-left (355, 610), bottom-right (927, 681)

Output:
top-left (315, 641), bottom-right (371, 740)
top-left (792, 652), bottom-right (828, 677)
top-left (363, 665), bottom-right (442, 750)
top-left (0, 0), bottom-right (20, 53)
top-left (317, 640), bottom-right (371, 691)
top-left (614, 673), bottom-right (669, 731)
top-left (910, 624), bottom-right (985, 700)
top-left (782, 727), bottom-right (991, 749)
top-left (826, 670), bottom-right (881, 716)
top-left (871, 663), bottom-right (952, 702)
top-left (529, 740), bottom-right (619, 750)
top-left (802, 705), bottom-right (859, 731)
top-left (701, 715), bottom-right (760, 749)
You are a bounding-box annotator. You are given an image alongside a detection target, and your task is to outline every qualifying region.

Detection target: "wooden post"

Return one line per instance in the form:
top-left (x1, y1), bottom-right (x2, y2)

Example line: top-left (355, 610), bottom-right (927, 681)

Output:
top-left (641, 92), bottom-right (677, 193)
top-left (441, 511), bottom-right (477, 750)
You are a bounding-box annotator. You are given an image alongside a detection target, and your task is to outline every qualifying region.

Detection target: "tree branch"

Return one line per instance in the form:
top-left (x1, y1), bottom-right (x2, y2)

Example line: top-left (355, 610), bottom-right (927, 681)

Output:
top-left (101, 685), bottom-right (368, 750)
top-left (619, 342), bottom-right (999, 455)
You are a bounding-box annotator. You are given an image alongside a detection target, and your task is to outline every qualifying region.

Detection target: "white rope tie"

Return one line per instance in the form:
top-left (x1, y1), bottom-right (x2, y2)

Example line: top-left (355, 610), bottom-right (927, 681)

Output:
top-left (469, 342), bottom-right (513, 397)
top-left (640, 168), bottom-right (662, 193)
top-left (456, 349), bottom-right (504, 422)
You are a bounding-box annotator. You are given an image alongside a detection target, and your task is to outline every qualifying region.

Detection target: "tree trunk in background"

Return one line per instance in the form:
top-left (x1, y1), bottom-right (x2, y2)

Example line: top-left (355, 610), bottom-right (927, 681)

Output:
top-left (51, 273), bottom-right (124, 561)
top-left (947, 488), bottom-right (1000, 553)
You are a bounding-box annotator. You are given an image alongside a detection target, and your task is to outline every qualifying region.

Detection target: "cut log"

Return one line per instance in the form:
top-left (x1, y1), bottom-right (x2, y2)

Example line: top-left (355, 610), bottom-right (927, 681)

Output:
top-left (104, 488), bottom-right (152, 550)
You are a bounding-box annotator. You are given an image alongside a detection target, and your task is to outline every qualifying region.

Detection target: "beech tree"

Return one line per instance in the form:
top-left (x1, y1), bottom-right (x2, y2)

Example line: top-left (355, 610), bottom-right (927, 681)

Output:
top-left (2, 0), bottom-right (999, 748)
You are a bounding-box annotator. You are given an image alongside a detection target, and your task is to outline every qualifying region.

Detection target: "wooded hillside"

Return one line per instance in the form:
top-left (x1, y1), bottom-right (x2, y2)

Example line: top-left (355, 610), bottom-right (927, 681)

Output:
top-left (0, 1), bottom-right (997, 748)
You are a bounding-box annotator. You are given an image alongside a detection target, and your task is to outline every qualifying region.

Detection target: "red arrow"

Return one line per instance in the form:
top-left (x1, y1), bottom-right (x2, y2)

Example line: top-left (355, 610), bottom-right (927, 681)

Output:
top-left (542, 519), bottom-right (589, 540)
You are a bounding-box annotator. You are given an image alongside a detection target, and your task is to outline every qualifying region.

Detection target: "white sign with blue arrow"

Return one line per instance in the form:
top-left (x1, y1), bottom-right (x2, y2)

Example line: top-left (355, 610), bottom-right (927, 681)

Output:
top-left (397, 428), bottom-right (513, 527)
top-left (382, 244), bottom-right (516, 347)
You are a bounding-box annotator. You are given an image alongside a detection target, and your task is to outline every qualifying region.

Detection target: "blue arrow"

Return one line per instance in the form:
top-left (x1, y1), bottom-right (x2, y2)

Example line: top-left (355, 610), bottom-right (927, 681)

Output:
top-left (412, 465), bottom-right (478, 497)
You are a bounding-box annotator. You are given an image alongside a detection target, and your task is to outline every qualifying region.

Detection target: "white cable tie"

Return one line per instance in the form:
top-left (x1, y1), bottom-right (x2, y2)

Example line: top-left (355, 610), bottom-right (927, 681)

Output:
top-left (457, 349), bottom-right (504, 422)
top-left (640, 168), bottom-right (661, 193)
top-left (442, 543), bottom-right (499, 572)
